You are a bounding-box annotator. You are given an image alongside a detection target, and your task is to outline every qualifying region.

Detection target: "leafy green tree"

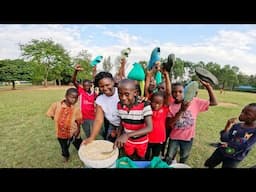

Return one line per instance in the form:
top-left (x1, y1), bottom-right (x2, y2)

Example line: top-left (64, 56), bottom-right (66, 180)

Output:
top-left (172, 58), bottom-right (185, 81)
top-left (0, 59), bottom-right (32, 89)
top-left (72, 50), bottom-right (92, 81)
top-left (20, 39), bottom-right (71, 87)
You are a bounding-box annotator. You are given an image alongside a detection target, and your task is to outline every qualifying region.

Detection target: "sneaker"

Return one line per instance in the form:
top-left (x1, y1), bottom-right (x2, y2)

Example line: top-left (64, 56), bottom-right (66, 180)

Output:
top-left (90, 55), bottom-right (103, 67)
top-left (184, 81), bottom-right (199, 102)
top-left (162, 53), bottom-right (175, 73)
top-left (195, 67), bottom-right (218, 85)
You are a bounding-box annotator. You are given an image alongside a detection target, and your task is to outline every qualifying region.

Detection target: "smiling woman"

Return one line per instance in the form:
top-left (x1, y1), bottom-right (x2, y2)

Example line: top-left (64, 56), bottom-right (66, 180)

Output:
top-left (82, 71), bottom-right (121, 145)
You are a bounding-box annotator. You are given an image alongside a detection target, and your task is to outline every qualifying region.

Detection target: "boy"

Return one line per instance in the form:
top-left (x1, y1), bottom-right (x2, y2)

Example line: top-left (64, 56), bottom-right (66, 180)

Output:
top-left (165, 80), bottom-right (217, 165)
top-left (114, 79), bottom-right (153, 160)
top-left (46, 88), bottom-right (83, 162)
top-left (204, 103), bottom-right (256, 168)
top-left (72, 64), bottom-right (97, 138)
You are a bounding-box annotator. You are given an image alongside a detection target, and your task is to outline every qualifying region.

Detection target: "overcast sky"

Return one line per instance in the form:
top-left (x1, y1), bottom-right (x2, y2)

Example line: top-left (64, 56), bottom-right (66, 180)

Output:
top-left (1, 24), bottom-right (256, 75)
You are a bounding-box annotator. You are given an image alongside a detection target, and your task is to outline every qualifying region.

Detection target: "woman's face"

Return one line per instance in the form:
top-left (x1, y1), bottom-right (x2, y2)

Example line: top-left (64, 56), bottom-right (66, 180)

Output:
top-left (98, 78), bottom-right (115, 96)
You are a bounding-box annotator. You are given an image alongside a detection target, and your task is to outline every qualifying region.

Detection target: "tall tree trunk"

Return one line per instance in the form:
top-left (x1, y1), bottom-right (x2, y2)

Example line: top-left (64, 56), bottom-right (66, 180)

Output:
top-left (44, 79), bottom-right (48, 87)
top-left (12, 81), bottom-right (16, 90)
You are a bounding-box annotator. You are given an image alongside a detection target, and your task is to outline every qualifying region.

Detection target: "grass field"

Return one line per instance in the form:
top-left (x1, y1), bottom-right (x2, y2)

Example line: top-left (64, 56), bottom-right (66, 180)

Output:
top-left (0, 85), bottom-right (255, 168)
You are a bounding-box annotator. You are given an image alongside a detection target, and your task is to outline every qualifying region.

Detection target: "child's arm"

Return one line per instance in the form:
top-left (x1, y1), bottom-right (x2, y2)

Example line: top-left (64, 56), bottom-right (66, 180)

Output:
top-left (220, 118), bottom-right (238, 142)
top-left (46, 103), bottom-right (57, 120)
top-left (144, 69), bottom-right (153, 99)
top-left (199, 80), bottom-right (218, 106)
top-left (72, 64), bottom-right (83, 89)
top-left (82, 104), bottom-right (104, 145)
top-left (114, 115), bottom-right (153, 148)
top-left (169, 101), bottom-right (190, 127)
top-left (162, 69), bottom-right (171, 105)
top-left (73, 110), bottom-right (83, 137)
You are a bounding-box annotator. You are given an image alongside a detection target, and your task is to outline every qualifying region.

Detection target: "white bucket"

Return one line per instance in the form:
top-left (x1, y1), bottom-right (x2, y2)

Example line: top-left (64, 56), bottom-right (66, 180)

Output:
top-left (78, 140), bottom-right (119, 168)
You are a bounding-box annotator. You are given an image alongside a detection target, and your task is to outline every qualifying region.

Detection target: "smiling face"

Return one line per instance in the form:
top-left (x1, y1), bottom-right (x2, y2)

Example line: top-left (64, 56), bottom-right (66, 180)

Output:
top-left (118, 80), bottom-right (136, 107)
top-left (151, 94), bottom-right (164, 111)
top-left (82, 81), bottom-right (92, 92)
top-left (98, 78), bottom-right (115, 97)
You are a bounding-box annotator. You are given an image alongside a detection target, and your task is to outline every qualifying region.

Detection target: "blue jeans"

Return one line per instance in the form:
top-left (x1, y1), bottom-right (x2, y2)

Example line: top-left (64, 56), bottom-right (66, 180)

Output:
top-left (165, 139), bottom-right (193, 164)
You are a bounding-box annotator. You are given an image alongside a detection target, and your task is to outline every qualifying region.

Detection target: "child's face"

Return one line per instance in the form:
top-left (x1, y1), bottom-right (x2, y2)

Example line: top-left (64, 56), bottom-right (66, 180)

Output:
top-left (83, 81), bottom-right (92, 92)
top-left (149, 77), bottom-right (156, 91)
top-left (172, 85), bottom-right (184, 103)
top-left (66, 92), bottom-right (78, 105)
top-left (157, 82), bottom-right (166, 92)
top-left (151, 95), bottom-right (164, 111)
top-left (98, 78), bottom-right (115, 96)
top-left (239, 105), bottom-right (256, 123)
top-left (118, 86), bottom-right (136, 107)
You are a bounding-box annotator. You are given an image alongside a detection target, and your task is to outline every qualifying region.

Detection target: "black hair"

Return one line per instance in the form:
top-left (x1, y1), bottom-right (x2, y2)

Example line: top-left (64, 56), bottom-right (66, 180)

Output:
top-left (82, 79), bottom-right (91, 84)
top-left (65, 88), bottom-right (78, 96)
top-left (151, 91), bottom-right (165, 101)
top-left (172, 82), bottom-right (183, 89)
top-left (118, 79), bottom-right (136, 90)
top-left (248, 103), bottom-right (256, 107)
top-left (94, 71), bottom-right (114, 87)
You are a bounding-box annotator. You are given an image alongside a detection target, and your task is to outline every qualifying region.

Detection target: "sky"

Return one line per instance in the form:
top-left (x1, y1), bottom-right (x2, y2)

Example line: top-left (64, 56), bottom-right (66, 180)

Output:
top-left (0, 24), bottom-right (256, 76)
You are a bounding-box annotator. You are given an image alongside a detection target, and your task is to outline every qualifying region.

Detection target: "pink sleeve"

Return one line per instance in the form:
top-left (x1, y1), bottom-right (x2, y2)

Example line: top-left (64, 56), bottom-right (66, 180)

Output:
top-left (195, 98), bottom-right (209, 113)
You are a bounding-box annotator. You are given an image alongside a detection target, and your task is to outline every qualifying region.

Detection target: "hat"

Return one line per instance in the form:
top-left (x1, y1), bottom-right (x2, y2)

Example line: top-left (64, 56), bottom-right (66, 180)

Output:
top-left (147, 47), bottom-right (161, 70)
top-left (90, 56), bottom-right (103, 67)
top-left (195, 67), bottom-right (218, 85)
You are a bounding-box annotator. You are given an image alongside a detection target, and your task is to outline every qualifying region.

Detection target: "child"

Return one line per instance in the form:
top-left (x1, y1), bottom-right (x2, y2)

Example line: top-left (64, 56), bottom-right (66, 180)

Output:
top-left (46, 88), bottom-right (83, 162)
top-left (72, 64), bottom-right (97, 138)
top-left (165, 80), bottom-right (217, 165)
top-left (114, 79), bottom-right (153, 160)
top-left (145, 70), bottom-right (171, 160)
top-left (204, 103), bottom-right (256, 168)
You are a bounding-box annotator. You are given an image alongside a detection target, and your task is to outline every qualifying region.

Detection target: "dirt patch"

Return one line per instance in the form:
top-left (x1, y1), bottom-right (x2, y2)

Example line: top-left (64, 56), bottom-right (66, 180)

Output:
top-left (0, 85), bottom-right (72, 92)
top-left (218, 102), bottom-right (238, 107)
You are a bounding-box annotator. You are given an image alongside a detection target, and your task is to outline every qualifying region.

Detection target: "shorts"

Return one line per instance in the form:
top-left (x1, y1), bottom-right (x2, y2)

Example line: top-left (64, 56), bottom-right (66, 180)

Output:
top-left (124, 141), bottom-right (148, 158)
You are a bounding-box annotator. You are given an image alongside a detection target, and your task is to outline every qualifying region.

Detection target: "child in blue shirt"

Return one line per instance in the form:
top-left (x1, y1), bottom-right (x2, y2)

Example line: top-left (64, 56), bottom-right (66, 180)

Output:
top-left (204, 103), bottom-right (256, 168)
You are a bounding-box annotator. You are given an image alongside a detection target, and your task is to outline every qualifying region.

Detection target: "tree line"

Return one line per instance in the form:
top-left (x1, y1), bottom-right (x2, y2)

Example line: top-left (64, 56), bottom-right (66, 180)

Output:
top-left (0, 38), bottom-right (255, 90)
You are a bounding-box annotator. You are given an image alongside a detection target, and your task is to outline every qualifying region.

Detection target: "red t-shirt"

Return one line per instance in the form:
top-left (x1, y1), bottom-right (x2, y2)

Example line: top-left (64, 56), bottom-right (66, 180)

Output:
top-left (148, 106), bottom-right (170, 143)
top-left (77, 86), bottom-right (97, 120)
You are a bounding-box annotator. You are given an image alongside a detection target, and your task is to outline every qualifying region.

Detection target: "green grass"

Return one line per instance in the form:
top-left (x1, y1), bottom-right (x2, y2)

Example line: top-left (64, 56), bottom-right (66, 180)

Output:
top-left (0, 87), bottom-right (255, 168)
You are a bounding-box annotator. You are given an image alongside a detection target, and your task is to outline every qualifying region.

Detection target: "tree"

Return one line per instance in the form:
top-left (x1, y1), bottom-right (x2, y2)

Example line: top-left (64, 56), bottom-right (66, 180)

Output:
top-left (72, 50), bottom-right (92, 81)
top-left (20, 39), bottom-right (71, 87)
top-left (103, 56), bottom-right (113, 72)
top-left (0, 59), bottom-right (32, 89)
top-left (172, 58), bottom-right (185, 81)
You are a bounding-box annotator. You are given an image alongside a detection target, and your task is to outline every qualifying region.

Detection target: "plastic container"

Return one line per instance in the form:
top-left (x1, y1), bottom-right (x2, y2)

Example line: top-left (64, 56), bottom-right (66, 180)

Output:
top-left (133, 161), bottom-right (151, 168)
top-left (169, 163), bottom-right (191, 168)
top-left (78, 140), bottom-right (119, 168)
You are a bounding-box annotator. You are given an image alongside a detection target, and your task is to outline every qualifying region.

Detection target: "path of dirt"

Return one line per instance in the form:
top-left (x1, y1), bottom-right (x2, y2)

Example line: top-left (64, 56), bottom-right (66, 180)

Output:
top-left (218, 102), bottom-right (238, 107)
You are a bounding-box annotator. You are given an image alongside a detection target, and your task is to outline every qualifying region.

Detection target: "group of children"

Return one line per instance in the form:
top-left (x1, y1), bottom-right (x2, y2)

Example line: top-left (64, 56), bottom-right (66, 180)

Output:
top-left (46, 57), bottom-right (256, 168)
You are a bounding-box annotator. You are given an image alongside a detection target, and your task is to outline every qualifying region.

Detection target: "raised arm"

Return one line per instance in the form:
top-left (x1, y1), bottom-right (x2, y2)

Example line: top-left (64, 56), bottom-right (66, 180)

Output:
top-left (72, 64), bottom-right (83, 88)
top-left (199, 80), bottom-right (218, 106)
top-left (145, 69), bottom-right (153, 98)
top-left (162, 70), bottom-right (171, 105)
